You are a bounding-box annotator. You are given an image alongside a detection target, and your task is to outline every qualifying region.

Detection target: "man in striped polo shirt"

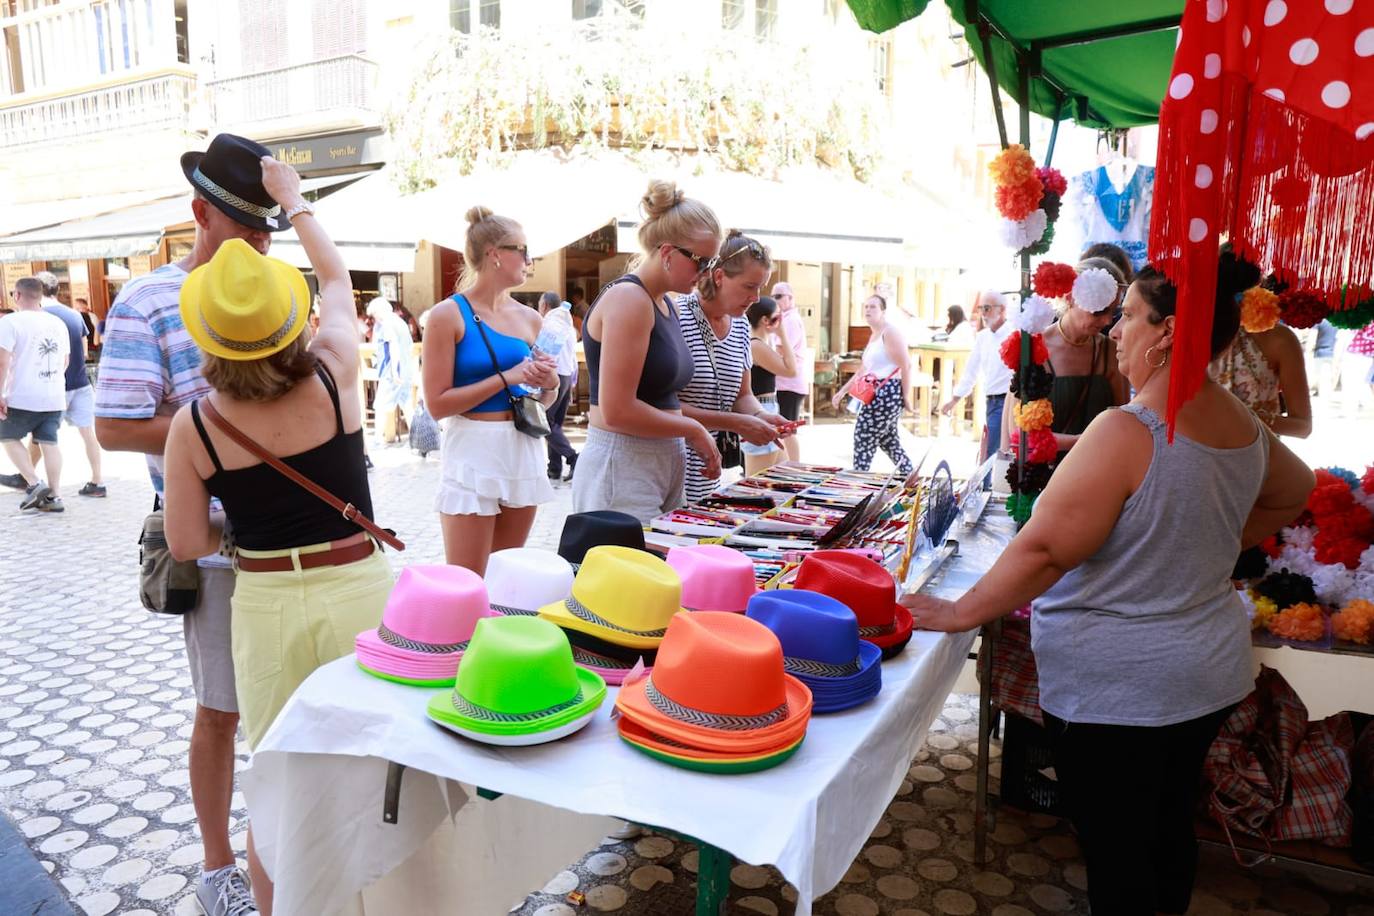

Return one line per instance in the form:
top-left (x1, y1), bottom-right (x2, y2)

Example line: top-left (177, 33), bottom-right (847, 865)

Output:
top-left (95, 134), bottom-right (290, 916)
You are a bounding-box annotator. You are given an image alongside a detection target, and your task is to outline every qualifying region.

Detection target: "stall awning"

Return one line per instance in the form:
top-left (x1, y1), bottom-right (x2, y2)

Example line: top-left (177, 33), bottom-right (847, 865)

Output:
top-left (848, 1), bottom-right (1182, 129)
top-left (0, 174), bottom-right (371, 264)
top-left (613, 167), bottom-right (909, 265)
top-left (0, 188), bottom-right (185, 240)
top-left (270, 171), bottom-right (420, 274)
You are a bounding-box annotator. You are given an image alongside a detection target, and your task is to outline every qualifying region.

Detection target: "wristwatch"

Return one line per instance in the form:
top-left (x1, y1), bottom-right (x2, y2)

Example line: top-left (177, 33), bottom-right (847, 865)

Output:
top-left (284, 201), bottom-right (314, 222)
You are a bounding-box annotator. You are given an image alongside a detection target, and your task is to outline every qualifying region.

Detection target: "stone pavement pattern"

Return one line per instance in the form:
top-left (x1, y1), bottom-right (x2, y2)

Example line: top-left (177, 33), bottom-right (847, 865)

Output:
top-left (1, 419), bottom-right (1371, 915)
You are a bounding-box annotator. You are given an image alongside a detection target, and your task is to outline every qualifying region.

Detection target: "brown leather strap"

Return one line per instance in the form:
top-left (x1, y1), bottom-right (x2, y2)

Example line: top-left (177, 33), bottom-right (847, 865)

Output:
top-left (199, 399), bottom-right (405, 552)
top-left (237, 538), bottom-right (376, 573)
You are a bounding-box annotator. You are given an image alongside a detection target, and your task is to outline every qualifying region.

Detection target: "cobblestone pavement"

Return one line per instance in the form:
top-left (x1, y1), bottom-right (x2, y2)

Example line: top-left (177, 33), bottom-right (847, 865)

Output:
top-left (1, 411), bottom-right (1370, 915)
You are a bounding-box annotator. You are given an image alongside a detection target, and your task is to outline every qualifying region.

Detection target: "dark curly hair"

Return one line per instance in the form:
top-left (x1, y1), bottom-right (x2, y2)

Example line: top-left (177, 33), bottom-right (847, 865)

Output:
top-left (1132, 247), bottom-right (1260, 359)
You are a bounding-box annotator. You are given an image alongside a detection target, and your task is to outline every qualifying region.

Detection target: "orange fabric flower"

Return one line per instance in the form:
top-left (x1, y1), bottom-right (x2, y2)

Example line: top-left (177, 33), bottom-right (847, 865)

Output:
top-left (989, 144), bottom-right (1037, 187)
top-left (1013, 399), bottom-right (1054, 433)
top-left (1266, 602), bottom-right (1326, 642)
top-left (995, 177), bottom-right (1045, 222)
top-left (1332, 599), bottom-right (1374, 645)
top-left (1239, 287), bottom-right (1280, 333)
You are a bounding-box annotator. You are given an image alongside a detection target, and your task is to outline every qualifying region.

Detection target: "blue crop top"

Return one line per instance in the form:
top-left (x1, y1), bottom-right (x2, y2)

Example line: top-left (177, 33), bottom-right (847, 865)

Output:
top-left (451, 293), bottom-right (532, 413)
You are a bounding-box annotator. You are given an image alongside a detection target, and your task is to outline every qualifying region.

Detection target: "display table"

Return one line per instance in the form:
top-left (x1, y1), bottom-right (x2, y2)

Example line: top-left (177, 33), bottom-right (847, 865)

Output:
top-left (242, 510), bottom-right (1015, 916)
top-left (913, 343), bottom-right (975, 438)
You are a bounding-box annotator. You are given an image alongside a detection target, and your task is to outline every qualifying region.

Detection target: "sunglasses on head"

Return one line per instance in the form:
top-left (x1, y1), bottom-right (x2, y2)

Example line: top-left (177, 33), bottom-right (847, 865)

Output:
top-left (672, 245), bottom-right (712, 275)
top-left (708, 238), bottom-right (767, 272)
top-left (495, 243), bottom-right (532, 263)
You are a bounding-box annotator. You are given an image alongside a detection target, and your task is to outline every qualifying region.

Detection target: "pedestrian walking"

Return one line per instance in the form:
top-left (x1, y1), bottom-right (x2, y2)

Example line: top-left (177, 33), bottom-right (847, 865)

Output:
top-left (163, 154), bottom-right (393, 916)
top-left (365, 296), bottom-right (416, 446)
top-left (421, 206), bottom-right (559, 575)
top-left (94, 132), bottom-right (282, 916)
top-left (32, 271), bottom-right (105, 496)
top-left (770, 281), bottom-right (806, 462)
top-left (942, 290), bottom-right (1013, 489)
top-left (0, 276), bottom-right (69, 511)
top-left (537, 291), bottom-right (580, 481)
top-left (831, 294), bottom-right (914, 475)
top-left (572, 179), bottom-right (722, 522)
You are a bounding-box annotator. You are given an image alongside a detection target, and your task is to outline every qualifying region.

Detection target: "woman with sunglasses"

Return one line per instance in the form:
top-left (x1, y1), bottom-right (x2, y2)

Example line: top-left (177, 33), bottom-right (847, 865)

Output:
top-left (675, 231), bottom-right (792, 502)
top-left (573, 179), bottom-right (723, 522)
top-left (421, 206), bottom-right (559, 574)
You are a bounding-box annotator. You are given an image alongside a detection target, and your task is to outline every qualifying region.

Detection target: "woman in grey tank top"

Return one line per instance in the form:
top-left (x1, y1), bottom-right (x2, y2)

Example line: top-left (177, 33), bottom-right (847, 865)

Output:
top-left (902, 249), bottom-right (1316, 915)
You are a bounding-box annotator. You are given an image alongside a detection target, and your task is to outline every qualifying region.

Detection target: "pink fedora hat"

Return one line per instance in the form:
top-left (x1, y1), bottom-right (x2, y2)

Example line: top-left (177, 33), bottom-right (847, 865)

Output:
top-left (666, 544), bottom-right (759, 614)
top-left (356, 565), bottom-right (495, 686)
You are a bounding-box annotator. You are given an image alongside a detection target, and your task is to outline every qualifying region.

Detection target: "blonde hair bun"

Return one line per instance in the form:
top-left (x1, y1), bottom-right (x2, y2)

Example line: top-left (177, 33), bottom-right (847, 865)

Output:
top-left (641, 179), bottom-right (685, 220)
top-left (465, 205), bottom-right (494, 226)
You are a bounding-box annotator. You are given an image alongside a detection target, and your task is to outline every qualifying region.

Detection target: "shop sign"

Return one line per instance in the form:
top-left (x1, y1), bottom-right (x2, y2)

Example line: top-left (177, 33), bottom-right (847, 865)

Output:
top-left (2, 262), bottom-right (34, 291)
top-left (270, 129), bottom-right (383, 174)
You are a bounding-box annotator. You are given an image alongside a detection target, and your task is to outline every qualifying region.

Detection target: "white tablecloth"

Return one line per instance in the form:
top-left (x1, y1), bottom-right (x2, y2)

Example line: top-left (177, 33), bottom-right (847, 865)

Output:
top-left (244, 513), bottom-right (1014, 916)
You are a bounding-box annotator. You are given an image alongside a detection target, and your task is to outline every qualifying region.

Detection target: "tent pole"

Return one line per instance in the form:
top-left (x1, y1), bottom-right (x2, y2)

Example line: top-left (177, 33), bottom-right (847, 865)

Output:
top-left (969, 3), bottom-right (1008, 150)
top-left (1045, 97), bottom-right (1065, 169)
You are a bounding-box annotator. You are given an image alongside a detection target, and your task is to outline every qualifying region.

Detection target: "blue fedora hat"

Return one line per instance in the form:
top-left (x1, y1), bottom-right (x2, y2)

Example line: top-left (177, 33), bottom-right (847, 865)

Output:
top-left (746, 589), bottom-right (882, 713)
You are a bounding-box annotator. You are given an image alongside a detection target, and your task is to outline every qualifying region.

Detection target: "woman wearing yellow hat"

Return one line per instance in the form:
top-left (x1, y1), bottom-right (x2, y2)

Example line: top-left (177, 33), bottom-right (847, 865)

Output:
top-left (162, 156), bottom-right (393, 915)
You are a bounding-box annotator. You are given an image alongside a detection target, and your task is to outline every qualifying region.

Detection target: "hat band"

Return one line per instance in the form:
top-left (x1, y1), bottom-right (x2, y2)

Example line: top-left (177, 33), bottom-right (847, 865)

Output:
top-left (491, 602), bottom-right (538, 616)
top-left (563, 627), bottom-right (658, 667)
top-left (449, 687), bottom-right (586, 723)
top-left (192, 166), bottom-right (283, 219)
top-left (644, 678), bottom-right (788, 731)
top-left (571, 646), bottom-right (636, 670)
top-left (378, 622), bottom-right (469, 655)
top-left (200, 291), bottom-right (300, 355)
top-left (858, 621), bottom-right (896, 638)
top-left (565, 595), bottom-right (668, 638)
top-left (783, 655), bottom-right (862, 678)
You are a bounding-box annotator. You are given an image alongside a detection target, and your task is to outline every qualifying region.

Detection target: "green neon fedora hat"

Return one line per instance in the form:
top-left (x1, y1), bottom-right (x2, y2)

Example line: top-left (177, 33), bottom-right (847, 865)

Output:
top-left (427, 616), bottom-right (606, 744)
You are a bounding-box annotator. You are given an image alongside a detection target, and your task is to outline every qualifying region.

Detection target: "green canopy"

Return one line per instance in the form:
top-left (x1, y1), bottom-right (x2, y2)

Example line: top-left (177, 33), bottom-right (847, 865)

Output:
top-left (847, 1), bottom-right (1182, 130)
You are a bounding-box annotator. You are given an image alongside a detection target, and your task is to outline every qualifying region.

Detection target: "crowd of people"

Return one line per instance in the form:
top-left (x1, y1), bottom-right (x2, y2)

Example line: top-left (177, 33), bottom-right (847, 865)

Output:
top-left (1, 128), bottom-right (1362, 916)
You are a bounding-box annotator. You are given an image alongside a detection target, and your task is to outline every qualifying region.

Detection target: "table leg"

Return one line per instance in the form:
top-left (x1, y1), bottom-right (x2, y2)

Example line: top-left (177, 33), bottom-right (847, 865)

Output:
top-left (695, 841), bottom-right (733, 916)
top-left (974, 619), bottom-right (1000, 864)
top-left (383, 761), bottom-right (406, 825)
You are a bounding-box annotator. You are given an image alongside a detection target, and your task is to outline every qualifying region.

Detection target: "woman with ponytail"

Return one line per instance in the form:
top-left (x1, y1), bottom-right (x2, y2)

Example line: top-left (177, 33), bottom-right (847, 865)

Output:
top-left (573, 179), bottom-right (724, 522)
top-left (901, 248), bottom-right (1314, 915)
top-left (421, 206), bottom-right (559, 574)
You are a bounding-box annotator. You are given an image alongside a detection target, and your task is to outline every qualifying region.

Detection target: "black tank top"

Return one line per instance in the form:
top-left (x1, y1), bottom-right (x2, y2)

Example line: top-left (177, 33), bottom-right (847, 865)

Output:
top-left (584, 275), bottom-right (694, 410)
top-left (191, 365), bottom-right (375, 550)
top-left (749, 336), bottom-right (776, 396)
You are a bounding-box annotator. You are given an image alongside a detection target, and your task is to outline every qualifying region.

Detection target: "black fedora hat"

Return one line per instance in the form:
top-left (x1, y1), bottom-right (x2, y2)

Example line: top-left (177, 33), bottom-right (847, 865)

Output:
top-left (180, 133), bottom-right (289, 233)
top-left (557, 511), bottom-right (646, 567)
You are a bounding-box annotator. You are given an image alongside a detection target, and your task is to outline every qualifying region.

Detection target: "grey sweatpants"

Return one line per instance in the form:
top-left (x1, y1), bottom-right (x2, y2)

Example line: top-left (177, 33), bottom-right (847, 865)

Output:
top-left (571, 426), bottom-right (686, 524)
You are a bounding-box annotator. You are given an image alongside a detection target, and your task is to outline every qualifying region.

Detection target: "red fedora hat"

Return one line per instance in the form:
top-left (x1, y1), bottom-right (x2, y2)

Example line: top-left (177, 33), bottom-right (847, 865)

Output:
top-left (793, 550), bottom-right (913, 658)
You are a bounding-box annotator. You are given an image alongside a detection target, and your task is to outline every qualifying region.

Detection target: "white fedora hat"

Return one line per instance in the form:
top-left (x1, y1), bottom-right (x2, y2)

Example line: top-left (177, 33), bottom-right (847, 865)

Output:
top-left (485, 548), bottom-right (574, 617)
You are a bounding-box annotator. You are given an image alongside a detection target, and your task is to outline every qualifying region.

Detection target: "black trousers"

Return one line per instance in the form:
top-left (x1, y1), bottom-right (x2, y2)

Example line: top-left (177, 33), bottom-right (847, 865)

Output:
top-left (545, 373), bottom-right (578, 473)
top-left (776, 390), bottom-right (804, 422)
top-left (1042, 705), bottom-right (1234, 915)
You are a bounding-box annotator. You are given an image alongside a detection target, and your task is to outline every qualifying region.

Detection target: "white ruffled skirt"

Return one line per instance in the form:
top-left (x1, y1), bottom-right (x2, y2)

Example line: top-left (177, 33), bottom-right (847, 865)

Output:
top-left (434, 415), bottom-right (555, 516)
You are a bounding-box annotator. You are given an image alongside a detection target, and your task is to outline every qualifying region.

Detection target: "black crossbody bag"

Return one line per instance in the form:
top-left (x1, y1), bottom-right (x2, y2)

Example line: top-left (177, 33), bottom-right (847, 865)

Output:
top-left (466, 299), bottom-right (551, 439)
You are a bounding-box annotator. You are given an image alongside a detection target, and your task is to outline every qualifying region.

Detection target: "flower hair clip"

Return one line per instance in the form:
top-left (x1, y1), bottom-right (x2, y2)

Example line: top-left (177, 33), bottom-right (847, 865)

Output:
top-left (1072, 267), bottom-right (1119, 314)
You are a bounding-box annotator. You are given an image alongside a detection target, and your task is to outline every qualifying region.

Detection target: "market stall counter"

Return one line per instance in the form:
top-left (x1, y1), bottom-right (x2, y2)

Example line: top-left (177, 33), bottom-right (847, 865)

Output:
top-left (242, 508), bottom-right (1015, 916)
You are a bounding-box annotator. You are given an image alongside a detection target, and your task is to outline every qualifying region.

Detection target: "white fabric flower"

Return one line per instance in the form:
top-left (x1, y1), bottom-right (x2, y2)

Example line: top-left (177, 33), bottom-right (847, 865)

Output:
top-left (1281, 525), bottom-right (1316, 552)
top-left (1237, 587), bottom-right (1257, 621)
top-left (1351, 571), bottom-right (1374, 601)
top-left (1072, 267), bottom-right (1119, 314)
top-left (997, 210), bottom-right (1047, 250)
top-left (1269, 544), bottom-right (1318, 578)
top-left (1311, 563), bottom-right (1356, 606)
top-left (1015, 294), bottom-right (1056, 335)
top-left (1360, 544), bottom-right (1374, 575)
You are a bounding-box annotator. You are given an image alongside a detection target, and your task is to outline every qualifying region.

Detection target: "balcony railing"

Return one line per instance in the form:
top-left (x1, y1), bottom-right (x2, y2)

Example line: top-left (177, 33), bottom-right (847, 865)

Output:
top-left (207, 55), bottom-right (379, 130)
top-left (0, 68), bottom-right (196, 149)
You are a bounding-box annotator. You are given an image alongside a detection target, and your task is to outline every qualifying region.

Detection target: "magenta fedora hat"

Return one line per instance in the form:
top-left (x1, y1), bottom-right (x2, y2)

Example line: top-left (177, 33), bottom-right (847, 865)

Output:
top-left (356, 565), bottom-right (495, 686)
top-left (666, 544), bottom-right (759, 613)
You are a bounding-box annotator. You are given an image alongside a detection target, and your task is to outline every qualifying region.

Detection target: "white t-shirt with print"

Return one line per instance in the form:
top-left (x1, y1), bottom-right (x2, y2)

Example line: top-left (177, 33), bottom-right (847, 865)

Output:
top-left (0, 309), bottom-right (70, 412)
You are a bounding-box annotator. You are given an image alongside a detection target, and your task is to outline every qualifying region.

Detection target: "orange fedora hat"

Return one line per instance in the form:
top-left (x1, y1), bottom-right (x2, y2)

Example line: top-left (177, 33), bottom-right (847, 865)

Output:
top-left (793, 550), bottom-right (913, 658)
top-left (615, 611), bottom-right (812, 754)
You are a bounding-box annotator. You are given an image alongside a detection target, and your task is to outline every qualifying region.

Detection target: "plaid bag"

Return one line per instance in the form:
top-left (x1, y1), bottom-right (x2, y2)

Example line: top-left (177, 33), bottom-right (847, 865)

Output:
top-left (1204, 666), bottom-right (1355, 849)
top-left (980, 617), bottom-right (1043, 725)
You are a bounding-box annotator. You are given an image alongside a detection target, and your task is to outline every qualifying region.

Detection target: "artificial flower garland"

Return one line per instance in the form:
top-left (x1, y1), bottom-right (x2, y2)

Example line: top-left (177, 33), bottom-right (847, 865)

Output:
top-left (1239, 287), bottom-right (1280, 334)
top-left (989, 145), bottom-right (1065, 258)
top-left (998, 325), bottom-right (1056, 524)
top-left (1277, 289), bottom-right (1331, 329)
top-left (1327, 292), bottom-right (1374, 331)
top-left (1071, 268), bottom-right (1119, 315)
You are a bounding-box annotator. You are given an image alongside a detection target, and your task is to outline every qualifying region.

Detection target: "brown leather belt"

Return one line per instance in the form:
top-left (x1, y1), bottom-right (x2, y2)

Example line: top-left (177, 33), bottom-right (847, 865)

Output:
top-left (236, 538), bottom-right (375, 573)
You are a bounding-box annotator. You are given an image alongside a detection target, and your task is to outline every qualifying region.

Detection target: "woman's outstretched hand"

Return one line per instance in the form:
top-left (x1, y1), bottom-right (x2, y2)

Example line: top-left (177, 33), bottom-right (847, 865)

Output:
top-left (899, 593), bottom-right (966, 632)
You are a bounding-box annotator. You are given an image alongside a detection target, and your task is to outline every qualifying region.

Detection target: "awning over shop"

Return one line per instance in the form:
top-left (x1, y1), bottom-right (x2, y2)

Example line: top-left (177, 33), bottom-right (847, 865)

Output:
top-left (270, 171), bottom-right (420, 274)
top-left (0, 174), bottom-right (371, 264)
top-left (847, 1), bottom-right (1182, 130)
top-left (0, 188), bottom-right (184, 239)
top-left (613, 168), bottom-right (909, 266)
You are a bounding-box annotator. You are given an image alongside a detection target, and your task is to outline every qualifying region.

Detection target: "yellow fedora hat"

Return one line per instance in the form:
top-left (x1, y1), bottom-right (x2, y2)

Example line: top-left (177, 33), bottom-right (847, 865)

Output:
top-left (180, 238), bottom-right (310, 361)
top-left (538, 545), bottom-right (683, 650)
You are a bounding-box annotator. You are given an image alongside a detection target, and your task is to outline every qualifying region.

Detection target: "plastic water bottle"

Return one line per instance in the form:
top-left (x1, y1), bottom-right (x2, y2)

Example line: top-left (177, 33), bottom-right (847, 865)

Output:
top-left (520, 303), bottom-right (573, 394)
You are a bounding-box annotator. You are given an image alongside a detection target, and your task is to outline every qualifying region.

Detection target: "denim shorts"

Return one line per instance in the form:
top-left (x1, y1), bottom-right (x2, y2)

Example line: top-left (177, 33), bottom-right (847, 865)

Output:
top-left (64, 386), bottom-right (94, 428)
top-left (0, 407), bottom-right (62, 443)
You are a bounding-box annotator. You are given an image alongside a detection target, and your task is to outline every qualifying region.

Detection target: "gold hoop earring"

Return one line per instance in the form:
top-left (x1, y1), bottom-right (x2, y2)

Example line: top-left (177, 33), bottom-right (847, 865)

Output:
top-left (1145, 344), bottom-right (1168, 369)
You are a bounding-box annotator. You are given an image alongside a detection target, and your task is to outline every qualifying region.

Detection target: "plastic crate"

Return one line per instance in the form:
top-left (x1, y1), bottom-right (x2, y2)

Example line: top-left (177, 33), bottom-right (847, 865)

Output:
top-left (998, 710), bottom-right (1068, 817)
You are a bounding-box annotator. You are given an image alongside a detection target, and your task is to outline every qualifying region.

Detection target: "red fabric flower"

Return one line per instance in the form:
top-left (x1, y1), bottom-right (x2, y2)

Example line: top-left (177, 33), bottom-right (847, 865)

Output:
top-left (1036, 166), bottom-right (1067, 198)
top-left (995, 176), bottom-right (1045, 222)
top-left (1307, 480), bottom-right (1355, 519)
top-left (1314, 531), bottom-right (1367, 570)
top-left (1010, 428), bottom-right (1058, 464)
top-left (1259, 534), bottom-right (1282, 559)
top-left (1000, 331), bottom-right (1050, 371)
top-left (1277, 290), bottom-right (1331, 330)
top-left (1032, 262), bottom-right (1077, 299)
top-left (1361, 464), bottom-right (1374, 496)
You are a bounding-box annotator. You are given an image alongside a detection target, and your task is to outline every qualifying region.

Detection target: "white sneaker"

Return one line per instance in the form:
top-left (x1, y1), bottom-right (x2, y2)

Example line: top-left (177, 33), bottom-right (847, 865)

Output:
top-left (197, 865), bottom-right (259, 916)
